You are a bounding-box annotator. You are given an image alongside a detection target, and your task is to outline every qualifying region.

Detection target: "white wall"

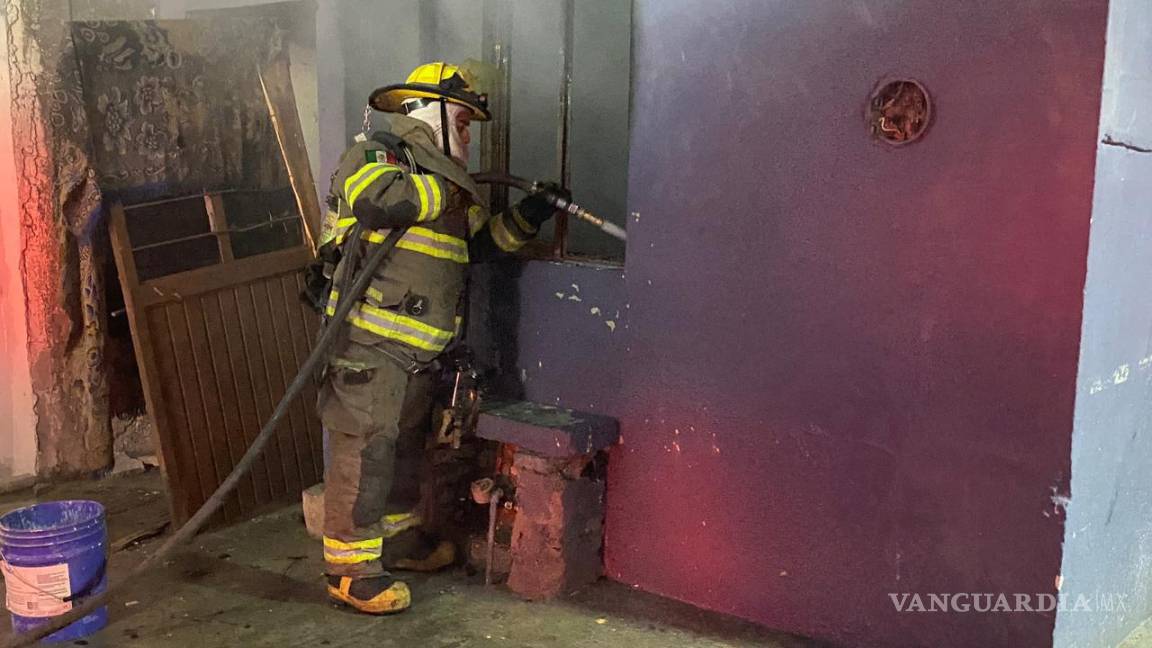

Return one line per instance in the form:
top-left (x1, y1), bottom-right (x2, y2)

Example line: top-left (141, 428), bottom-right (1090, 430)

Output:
top-left (338, 0), bottom-right (421, 144)
top-left (0, 17), bottom-right (41, 486)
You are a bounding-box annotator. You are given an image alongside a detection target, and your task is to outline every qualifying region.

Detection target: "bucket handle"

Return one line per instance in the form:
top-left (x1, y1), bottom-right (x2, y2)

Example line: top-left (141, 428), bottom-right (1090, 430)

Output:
top-left (0, 548), bottom-right (105, 604)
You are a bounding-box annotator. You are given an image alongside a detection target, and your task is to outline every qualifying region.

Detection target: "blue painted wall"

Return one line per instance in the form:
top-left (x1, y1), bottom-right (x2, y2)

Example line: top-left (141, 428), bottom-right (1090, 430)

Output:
top-left (469, 259), bottom-right (627, 415)
top-left (1056, 2), bottom-right (1152, 647)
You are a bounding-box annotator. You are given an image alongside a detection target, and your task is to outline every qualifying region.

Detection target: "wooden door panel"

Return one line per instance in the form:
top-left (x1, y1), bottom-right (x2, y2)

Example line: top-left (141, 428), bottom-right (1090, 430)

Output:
top-left (111, 194), bottom-right (322, 526)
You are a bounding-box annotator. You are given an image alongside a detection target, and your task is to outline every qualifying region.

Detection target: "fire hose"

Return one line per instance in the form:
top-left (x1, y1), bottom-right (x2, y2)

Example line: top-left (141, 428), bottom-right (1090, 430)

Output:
top-left (3, 181), bottom-right (619, 646)
top-left (472, 173), bottom-right (628, 242)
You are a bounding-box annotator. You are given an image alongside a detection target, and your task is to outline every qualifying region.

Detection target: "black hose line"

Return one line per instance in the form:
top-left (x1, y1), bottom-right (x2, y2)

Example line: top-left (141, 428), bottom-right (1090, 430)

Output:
top-left (4, 172), bottom-right (621, 646)
top-left (2, 225), bottom-right (403, 648)
top-left (471, 171), bottom-right (534, 193)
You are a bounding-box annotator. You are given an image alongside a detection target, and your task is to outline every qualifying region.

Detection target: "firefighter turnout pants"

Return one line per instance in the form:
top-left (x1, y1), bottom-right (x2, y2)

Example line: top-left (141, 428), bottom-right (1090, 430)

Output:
top-left (318, 348), bottom-right (435, 577)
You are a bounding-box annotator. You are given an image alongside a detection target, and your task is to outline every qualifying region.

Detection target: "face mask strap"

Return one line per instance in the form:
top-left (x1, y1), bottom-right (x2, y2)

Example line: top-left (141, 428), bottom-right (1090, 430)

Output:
top-left (439, 99), bottom-right (452, 158)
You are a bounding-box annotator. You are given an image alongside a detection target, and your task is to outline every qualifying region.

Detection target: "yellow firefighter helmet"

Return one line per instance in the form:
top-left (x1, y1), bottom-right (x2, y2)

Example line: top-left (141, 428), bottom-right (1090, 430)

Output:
top-left (370, 62), bottom-right (492, 121)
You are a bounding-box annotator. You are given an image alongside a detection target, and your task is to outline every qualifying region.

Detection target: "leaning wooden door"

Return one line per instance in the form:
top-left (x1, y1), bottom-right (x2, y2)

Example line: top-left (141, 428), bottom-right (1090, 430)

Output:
top-left (111, 191), bottom-right (323, 527)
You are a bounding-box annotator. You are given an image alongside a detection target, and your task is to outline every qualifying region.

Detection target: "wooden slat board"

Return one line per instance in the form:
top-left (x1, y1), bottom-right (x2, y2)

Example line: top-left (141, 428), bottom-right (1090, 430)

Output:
top-left (259, 56), bottom-right (322, 252)
top-left (111, 197), bottom-right (322, 527)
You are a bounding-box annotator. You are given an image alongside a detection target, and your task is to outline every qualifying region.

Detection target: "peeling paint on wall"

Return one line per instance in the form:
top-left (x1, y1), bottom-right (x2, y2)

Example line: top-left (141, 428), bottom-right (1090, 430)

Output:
top-left (1082, 353), bottom-right (1152, 396)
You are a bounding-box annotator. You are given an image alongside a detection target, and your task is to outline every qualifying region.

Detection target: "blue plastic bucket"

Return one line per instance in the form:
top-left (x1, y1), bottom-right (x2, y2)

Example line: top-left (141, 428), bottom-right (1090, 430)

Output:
top-left (0, 500), bottom-right (108, 642)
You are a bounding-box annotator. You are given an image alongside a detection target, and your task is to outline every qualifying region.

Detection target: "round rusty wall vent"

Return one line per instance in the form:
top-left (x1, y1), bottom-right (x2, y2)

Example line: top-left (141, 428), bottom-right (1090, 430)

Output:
top-left (868, 79), bottom-right (931, 146)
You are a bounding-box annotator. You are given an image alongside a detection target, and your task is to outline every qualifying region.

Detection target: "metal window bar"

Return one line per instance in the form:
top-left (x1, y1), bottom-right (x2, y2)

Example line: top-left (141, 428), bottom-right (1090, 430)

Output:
top-left (553, 0), bottom-right (576, 258)
top-left (129, 216), bottom-right (302, 253)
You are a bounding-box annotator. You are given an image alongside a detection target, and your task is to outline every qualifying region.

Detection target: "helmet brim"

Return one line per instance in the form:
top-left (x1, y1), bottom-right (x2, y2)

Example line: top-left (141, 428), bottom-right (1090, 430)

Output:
top-left (370, 84), bottom-right (492, 121)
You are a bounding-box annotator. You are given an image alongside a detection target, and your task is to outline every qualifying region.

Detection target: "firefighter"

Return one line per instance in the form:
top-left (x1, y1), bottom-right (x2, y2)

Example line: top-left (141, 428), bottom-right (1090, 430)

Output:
top-left (317, 62), bottom-right (562, 614)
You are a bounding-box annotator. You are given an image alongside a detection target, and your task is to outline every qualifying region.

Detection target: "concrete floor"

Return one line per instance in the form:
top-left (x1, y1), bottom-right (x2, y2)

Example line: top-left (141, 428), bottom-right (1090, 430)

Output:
top-left (0, 472), bottom-right (822, 648)
top-left (7, 472), bottom-right (1152, 648)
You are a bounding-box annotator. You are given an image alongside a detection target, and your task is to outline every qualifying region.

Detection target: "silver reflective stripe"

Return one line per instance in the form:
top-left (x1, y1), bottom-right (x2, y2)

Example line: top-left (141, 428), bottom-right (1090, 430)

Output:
top-left (355, 307), bottom-right (453, 349)
top-left (357, 227), bottom-right (468, 263)
top-left (324, 547), bottom-right (380, 560)
top-left (398, 228), bottom-right (468, 263)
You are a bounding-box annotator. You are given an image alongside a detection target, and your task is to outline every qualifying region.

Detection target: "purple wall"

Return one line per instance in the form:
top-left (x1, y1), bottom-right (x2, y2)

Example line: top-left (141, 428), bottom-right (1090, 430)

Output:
top-left (603, 1), bottom-right (1107, 647)
top-left (469, 260), bottom-right (627, 414)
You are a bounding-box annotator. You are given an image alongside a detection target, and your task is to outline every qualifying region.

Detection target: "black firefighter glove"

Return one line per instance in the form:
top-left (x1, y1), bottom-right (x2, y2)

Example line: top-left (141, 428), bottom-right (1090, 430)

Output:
top-left (517, 182), bottom-right (572, 228)
top-left (300, 242), bottom-right (341, 314)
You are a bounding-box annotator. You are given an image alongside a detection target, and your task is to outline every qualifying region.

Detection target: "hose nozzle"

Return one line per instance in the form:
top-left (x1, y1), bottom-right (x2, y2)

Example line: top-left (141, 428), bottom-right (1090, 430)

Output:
top-left (530, 182), bottom-right (627, 242)
top-left (471, 172), bottom-right (627, 242)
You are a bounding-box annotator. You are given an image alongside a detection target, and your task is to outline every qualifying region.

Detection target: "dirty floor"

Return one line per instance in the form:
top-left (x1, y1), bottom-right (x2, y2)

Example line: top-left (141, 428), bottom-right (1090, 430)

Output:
top-left (0, 473), bottom-right (822, 648)
top-left (7, 473), bottom-right (1152, 648)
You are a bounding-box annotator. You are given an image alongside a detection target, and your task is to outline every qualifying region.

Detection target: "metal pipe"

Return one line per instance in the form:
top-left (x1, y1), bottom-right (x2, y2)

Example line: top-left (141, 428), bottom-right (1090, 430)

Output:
top-left (485, 488), bottom-right (504, 587)
top-left (481, 0), bottom-right (513, 215)
top-left (553, 0), bottom-right (576, 257)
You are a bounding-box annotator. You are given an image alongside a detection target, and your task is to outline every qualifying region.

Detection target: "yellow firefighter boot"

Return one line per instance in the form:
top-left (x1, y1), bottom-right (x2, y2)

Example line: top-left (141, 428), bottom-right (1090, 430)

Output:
top-left (392, 539), bottom-right (457, 573)
top-left (382, 529), bottom-right (458, 573)
top-left (326, 575), bottom-right (411, 614)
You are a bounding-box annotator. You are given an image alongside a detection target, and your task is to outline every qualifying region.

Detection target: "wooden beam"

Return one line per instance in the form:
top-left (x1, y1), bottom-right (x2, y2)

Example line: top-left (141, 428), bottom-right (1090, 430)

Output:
top-left (109, 203), bottom-right (188, 524)
top-left (137, 246), bottom-right (314, 308)
top-left (204, 193), bottom-right (234, 263)
top-left (259, 56), bottom-right (321, 254)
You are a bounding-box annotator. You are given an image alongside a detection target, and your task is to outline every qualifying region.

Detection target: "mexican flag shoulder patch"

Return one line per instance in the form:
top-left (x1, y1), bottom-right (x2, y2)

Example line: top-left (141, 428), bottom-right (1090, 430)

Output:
top-left (366, 149), bottom-right (395, 164)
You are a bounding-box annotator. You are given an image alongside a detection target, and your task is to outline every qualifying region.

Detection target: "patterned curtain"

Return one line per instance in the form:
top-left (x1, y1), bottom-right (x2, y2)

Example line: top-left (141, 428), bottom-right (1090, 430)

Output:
top-left (67, 18), bottom-right (290, 204)
top-left (5, 6), bottom-right (292, 474)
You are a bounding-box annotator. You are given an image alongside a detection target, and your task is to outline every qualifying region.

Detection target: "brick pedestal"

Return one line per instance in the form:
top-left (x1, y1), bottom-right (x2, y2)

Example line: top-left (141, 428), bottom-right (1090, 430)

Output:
top-left (475, 401), bottom-right (618, 600)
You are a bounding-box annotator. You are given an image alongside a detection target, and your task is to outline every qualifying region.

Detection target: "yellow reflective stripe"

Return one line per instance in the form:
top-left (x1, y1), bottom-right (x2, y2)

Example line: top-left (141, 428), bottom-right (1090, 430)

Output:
top-left (397, 240), bottom-right (468, 263)
top-left (323, 521), bottom-right (418, 556)
top-left (410, 174), bottom-right (444, 222)
top-left (344, 163), bottom-right (383, 194)
top-left (383, 512), bottom-right (418, 526)
top-left (381, 512), bottom-right (422, 539)
top-left (490, 215), bottom-right (526, 252)
top-left (333, 217), bottom-right (358, 244)
top-left (360, 304), bottom-right (454, 339)
top-left (348, 165), bottom-right (400, 208)
top-left (347, 167), bottom-right (391, 207)
top-left (349, 313), bottom-right (451, 351)
top-left (327, 292), bottom-right (455, 352)
top-left (362, 229), bottom-right (392, 244)
top-left (468, 205), bottom-right (487, 236)
top-left (324, 536), bottom-right (383, 552)
top-left (323, 535), bottom-right (383, 564)
top-left (400, 227), bottom-right (468, 262)
top-left (343, 163), bottom-right (386, 200)
top-left (428, 176), bottom-right (443, 219)
top-left (407, 227), bottom-right (463, 248)
top-left (411, 174), bottom-right (432, 220)
top-left (511, 204), bottom-right (538, 235)
top-left (358, 227), bottom-right (469, 263)
top-left (364, 286), bottom-right (385, 302)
